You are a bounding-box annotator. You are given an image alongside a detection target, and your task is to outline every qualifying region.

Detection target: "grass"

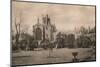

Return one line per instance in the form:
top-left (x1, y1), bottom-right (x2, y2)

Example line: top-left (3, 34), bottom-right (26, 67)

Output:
top-left (12, 48), bottom-right (96, 65)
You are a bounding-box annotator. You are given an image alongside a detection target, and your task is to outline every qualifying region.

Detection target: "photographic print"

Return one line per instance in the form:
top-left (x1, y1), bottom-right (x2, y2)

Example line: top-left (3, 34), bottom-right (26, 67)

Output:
top-left (11, 0), bottom-right (96, 66)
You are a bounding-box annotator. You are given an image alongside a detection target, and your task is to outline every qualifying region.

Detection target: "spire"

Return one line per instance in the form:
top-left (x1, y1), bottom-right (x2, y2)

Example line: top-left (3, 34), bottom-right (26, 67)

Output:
top-left (88, 26), bottom-right (91, 33)
top-left (42, 14), bottom-right (46, 24)
top-left (46, 14), bottom-right (48, 18)
top-left (42, 14), bottom-right (51, 25)
top-left (37, 18), bottom-right (40, 24)
top-left (46, 14), bottom-right (50, 25)
top-left (75, 26), bottom-right (77, 33)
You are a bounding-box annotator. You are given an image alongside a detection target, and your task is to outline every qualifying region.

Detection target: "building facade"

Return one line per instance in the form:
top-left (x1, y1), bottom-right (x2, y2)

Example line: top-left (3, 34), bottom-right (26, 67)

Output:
top-left (33, 14), bottom-right (56, 45)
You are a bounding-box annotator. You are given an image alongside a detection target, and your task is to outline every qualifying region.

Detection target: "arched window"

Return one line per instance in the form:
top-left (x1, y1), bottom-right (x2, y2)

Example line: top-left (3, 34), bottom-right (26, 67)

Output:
top-left (35, 27), bottom-right (42, 40)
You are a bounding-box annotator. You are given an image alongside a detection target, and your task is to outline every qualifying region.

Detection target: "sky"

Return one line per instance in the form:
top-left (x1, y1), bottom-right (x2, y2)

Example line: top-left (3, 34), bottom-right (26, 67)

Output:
top-left (12, 1), bottom-right (95, 34)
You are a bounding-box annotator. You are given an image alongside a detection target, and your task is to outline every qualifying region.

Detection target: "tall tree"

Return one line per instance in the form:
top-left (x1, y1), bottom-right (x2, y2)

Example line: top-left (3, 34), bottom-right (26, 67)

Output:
top-left (79, 26), bottom-right (88, 34)
top-left (14, 11), bottom-right (22, 50)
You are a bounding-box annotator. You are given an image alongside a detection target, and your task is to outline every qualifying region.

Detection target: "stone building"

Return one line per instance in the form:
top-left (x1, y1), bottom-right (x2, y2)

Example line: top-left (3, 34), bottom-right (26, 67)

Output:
top-left (33, 14), bottom-right (56, 46)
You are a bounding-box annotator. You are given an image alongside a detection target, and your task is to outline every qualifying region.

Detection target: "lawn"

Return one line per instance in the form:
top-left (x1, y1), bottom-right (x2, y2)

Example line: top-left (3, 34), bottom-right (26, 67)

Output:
top-left (12, 48), bottom-right (96, 65)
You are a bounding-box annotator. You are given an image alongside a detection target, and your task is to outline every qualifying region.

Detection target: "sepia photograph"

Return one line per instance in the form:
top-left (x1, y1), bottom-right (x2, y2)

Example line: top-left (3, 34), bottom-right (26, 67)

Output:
top-left (11, 0), bottom-right (96, 66)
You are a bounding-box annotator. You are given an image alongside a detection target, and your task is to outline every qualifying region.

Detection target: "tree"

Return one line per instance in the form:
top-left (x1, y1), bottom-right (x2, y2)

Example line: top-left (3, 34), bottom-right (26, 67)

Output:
top-left (67, 34), bottom-right (75, 48)
top-left (89, 26), bottom-right (96, 33)
top-left (14, 11), bottom-right (28, 50)
top-left (76, 35), bottom-right (91, 48)
top-left (14, 16), bottom-right (21, 50)
top-left (79, 26), bottom-right (88, 34)
top-left (56, 32), bottom-right (65, 48)
top-left (77, 26), bottom-right (96, 48)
